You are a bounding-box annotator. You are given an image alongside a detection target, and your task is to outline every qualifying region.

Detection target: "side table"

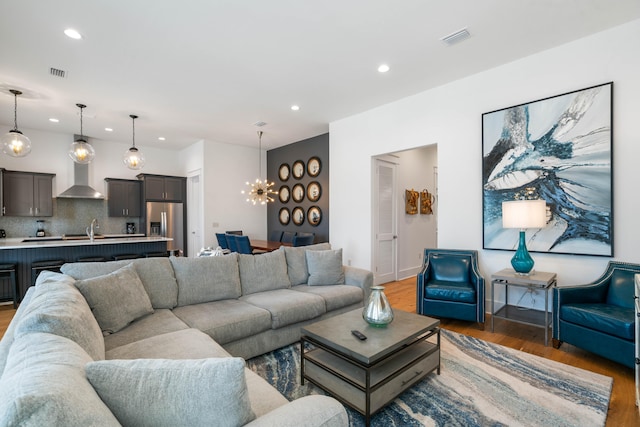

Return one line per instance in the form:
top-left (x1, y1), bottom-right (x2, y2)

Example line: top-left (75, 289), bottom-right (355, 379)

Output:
top-left (491, 268), bottom-right (557, 346)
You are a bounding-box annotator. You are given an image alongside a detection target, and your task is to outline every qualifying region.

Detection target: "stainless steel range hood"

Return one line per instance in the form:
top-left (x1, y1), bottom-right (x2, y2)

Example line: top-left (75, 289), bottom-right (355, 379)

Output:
top-left (58, 138), bottom-right (104, 199)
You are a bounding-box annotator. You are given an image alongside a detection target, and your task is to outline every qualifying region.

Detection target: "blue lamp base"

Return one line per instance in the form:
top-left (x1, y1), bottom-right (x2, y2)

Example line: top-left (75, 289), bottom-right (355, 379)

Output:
top-left (511, 230), bottom-right (535, 275)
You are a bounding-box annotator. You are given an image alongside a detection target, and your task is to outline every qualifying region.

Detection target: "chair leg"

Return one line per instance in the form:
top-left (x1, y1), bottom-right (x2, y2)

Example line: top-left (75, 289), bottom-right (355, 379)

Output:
top-left (477, 322), bottom-right (485, 331)
top-left (552, 339), bottom-right (562, 349)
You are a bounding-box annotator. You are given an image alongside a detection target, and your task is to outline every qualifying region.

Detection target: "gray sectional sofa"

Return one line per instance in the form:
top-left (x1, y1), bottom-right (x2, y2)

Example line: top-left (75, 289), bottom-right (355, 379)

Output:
top-left (0, 243), bottom-right (373, 426)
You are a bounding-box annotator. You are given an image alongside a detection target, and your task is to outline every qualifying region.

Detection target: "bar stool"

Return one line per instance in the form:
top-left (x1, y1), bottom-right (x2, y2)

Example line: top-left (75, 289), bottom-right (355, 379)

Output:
top-left (31, 259), bottom-right (65, 286)
top-left (112, 254), bottom-right (140, 261)
top-left (0, 263), bottom-right (18, 308)
top-left (76, 256), bottom-right (107, 262)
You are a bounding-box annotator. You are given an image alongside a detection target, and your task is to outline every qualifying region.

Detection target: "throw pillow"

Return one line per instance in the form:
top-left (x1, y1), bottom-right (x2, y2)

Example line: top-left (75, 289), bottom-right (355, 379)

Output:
top-left (75, 263), bottom-right (154, 335)
top-left (86, 357), bottom-right (255, 427)
top-left (170, 254), bottom-right (242, 306)
top-left (306, 249), bottom-right (345, 286)
top-left (238, 250), bottom-right (291, 295)
top-left (280, 242), bottom-right (331, 285)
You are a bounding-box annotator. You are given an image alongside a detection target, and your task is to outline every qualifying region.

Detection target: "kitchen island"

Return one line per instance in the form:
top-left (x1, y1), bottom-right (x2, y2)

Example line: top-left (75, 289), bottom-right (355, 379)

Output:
top-left (0, 235), bottom-right (171, 302)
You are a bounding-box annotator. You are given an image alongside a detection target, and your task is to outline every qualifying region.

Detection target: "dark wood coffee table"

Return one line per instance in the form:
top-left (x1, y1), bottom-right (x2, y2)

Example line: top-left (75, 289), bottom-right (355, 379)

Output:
top-left (300, 309), bottom-right (440, 426)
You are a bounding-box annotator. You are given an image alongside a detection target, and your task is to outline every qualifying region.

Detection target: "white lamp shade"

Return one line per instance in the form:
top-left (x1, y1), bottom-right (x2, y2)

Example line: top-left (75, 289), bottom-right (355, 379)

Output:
top-left (502, 199), bottom-right (547, 229)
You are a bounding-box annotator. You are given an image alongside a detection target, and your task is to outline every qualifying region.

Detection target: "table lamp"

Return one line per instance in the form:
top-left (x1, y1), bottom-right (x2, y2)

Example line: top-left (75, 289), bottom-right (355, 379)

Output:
top-left (502, 199), bottom-right (547, 275)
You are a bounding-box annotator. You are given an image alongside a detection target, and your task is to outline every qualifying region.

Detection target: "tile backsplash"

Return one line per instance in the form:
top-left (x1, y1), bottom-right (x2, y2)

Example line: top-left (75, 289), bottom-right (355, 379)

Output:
top-left (0, 198), bottom-right (139, 238)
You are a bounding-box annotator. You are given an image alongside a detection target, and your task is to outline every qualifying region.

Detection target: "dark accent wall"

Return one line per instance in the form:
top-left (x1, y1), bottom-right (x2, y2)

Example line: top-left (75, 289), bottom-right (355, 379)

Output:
top-left (267, 133), bottom-right (329, 243)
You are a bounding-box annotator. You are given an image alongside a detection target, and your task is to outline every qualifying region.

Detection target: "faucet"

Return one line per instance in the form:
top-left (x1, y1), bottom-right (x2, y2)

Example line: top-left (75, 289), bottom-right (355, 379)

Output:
top-left (86, 218), bottom-right (99, 242)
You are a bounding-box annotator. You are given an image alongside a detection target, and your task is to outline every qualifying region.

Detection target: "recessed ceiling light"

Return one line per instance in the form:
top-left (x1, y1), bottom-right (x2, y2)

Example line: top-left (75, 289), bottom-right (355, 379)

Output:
top-left (64, 28), bottom-right (83, 40)
top-left (49, 118), bottom-right (59, 123)
top-left (378, 64), bottom-right (390, 73)
top-left (291, 105), bottom-right (300, 111)
top-left (104, 128), bottom-right (113, 132)
top-left (158, 137), bottom-right (166, 141)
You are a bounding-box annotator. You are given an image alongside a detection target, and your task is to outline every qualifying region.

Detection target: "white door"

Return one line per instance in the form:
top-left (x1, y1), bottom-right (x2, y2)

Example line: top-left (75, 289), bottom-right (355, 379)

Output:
top-left (187, 172), bottom-right (202, 257)
top-left (373, 159), bottom-right (397, 285)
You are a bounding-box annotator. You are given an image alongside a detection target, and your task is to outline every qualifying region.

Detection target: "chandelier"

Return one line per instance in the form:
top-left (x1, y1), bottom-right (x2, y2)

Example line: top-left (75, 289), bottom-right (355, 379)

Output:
top-left (69, 103), bottom-right (96, 164)
top-left (242, 130), bottom-right (277, 205)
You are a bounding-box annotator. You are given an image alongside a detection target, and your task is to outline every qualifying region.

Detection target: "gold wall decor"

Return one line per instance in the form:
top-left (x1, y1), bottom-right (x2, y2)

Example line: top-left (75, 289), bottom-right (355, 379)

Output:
top-left (420, 189), bottom-right (435, 215)
top-left (405, 189), bottom-right (419, 215)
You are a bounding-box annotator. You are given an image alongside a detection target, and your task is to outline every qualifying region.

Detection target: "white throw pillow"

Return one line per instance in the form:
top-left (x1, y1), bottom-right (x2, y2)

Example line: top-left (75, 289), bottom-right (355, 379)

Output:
top-left (75, 263), bottom-right (154, 334)
top-left (86, 357), bottom-right (255, 427)
top-left (305, 249), bottom-right (345, 286)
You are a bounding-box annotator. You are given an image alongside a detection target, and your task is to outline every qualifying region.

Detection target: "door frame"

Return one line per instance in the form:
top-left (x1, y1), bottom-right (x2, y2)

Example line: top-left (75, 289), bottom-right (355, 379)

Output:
top-left (371, 155), bottom-right (399, 285)
top-left (186, 169), bottom-right (203, 257)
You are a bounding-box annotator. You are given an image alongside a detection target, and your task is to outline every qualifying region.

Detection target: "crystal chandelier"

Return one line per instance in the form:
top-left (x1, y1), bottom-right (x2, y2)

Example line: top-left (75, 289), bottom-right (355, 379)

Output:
top-left (242, 131), bottom-right (277, 205)
top-left (1, 89), bottom-right (32, 157)
top-left (123, 114), bottom-right (145, 170)
top-left (69, 103), bottom-right (96, 164)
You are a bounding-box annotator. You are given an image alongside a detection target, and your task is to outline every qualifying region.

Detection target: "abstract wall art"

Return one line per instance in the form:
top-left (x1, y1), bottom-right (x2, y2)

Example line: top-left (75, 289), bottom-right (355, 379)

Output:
top-left (482, 82), bottom-right (613, 257)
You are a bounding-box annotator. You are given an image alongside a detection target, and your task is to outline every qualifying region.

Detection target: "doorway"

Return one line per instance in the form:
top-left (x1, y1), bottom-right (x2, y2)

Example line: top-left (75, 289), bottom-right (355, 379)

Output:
top-left (187, 171), bottom-right (202, 257)
top-left (372, 158), bottom-right (398, 285)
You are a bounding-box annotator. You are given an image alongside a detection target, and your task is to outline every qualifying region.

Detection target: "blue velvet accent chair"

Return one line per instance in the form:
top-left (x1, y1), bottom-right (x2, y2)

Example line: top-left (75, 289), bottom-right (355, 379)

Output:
top-left (292, 234), bottom-right (315, 247)
top-left (552, 261), bottom-right (640, 369)
top-left (417, 249), bottom-right (485, 328)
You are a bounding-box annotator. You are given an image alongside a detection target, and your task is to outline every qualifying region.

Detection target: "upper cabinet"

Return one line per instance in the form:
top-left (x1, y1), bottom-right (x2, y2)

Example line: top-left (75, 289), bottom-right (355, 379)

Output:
top-left (105, 178), bottom-right (142, 217)
top-left (2, 170), bottom-right (55, 217)
top-left (137, 174), bottom-right (185, 202)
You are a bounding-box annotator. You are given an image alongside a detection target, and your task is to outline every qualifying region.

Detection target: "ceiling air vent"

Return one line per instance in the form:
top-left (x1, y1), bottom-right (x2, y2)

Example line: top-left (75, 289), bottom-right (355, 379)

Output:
top-left (253, 121), bottom-right (267, 127)
top-left (50, 67), bottom-right (67, 78)
top-left (440, 28), bottom-right (471, 46)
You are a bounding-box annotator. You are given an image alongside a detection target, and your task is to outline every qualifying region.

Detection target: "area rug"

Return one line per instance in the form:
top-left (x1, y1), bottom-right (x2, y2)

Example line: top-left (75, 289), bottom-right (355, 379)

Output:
top-left (246, 329), bottom-right (612, 427)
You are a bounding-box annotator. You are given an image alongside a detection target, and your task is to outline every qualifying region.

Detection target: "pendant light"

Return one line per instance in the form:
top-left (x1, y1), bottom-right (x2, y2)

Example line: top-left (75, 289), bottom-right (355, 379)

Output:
top-left (1, 89), bottom-right (32, 157)
top-left (69, 103), bottom-right (95, 164)
top-left (241, 130), bottom-right (277, 205)
top-left (123, 114), bottom-right (145, 170)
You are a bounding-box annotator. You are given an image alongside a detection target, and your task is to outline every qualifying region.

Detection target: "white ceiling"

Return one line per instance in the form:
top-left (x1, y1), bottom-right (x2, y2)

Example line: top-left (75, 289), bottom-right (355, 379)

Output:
top-left (1, 0), bottom-right (638, 151)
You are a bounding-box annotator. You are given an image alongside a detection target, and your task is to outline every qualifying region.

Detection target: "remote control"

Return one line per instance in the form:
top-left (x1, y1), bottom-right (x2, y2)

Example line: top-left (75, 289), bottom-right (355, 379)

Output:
top-left (351, 330), bottom-right (367, 340)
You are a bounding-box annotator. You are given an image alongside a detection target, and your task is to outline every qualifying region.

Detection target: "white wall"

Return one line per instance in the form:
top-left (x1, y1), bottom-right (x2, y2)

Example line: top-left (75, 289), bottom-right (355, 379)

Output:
top-left (330, 20), bottom-right (640, 298)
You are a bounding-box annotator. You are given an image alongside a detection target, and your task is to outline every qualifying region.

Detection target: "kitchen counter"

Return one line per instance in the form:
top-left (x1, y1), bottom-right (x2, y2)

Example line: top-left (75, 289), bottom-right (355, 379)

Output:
top-left (0, 235), bottom-right (172, 250)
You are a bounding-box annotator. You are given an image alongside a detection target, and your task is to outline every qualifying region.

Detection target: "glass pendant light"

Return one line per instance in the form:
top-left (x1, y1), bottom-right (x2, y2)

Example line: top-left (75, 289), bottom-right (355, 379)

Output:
top-left (123, 114), bottom-right (145, 170)
top-left (1, 89), bottom-right (32, 157)
top-left (241, 130), bottom-right (277, 205)
top-left (69, 103), bottom-right (95, 164)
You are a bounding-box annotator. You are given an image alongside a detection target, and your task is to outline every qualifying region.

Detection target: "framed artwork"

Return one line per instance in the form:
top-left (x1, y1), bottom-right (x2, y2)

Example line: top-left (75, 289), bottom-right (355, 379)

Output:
top-left (292, 183), bottom-right (305, 203)
top-left (278, 163), bottom-right (290, 181)
top-left (278, 208), bottom-right (290, 225)
top-left (278, 185), bottom-right (290, 203)
top-left (292, 160), bottom-right (305, 179)
top-left (292, 207), bottom-right (305, 226)
top-left (306, 181), bottom-right (321, 202)
top-left (307, 206), bottom-right (322, 226)
top-left (482, 82), bottom-right (613, 257)
top-left (307, 156), bottom-right (322, 177)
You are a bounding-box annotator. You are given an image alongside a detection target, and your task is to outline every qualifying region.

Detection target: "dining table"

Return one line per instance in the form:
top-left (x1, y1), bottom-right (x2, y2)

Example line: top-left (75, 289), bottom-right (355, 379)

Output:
top-left (250, 239), bottom-right (292, 252)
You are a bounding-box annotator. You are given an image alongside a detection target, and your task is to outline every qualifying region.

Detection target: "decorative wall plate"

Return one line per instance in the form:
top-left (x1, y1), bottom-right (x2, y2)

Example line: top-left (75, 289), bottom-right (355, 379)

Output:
top-left (292, 160), bottom-right (305, 179)
top-left (278, 185), bottom-right (290, 203)
top-left (292, 207), bottom-right (305, 225)
top-left (279, 208), bottom-right (290, 225)
top-left (307, 206), bottom-right (322, 226)
top-left (278, 163), bottom-right (290, 181)
top-left (292, 183), bottom-right (305, 202)
top-left (307, 156), bottom-right (321, 177)
top-left (306, 181), bottom-right (321, 202)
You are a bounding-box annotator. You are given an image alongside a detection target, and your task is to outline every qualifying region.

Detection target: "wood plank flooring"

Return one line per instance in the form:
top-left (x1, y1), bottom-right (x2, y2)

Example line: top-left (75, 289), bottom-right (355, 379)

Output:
top-left (1, 277), bottom-right (638, 426)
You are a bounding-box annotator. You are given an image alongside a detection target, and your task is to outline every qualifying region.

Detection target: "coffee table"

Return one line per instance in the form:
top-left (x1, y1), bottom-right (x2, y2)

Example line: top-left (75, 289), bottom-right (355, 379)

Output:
top-left (300, 309), bottom-right (440, 426)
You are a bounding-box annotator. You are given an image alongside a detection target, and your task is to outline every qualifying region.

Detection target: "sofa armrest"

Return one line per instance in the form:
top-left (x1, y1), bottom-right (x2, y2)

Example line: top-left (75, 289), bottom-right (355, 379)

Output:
top-left (244, 395), bottom-right (348, 427)
top-left (553, 282), bottom-right (609, 305)
top-left (343, 265), bottom-right (373, 302)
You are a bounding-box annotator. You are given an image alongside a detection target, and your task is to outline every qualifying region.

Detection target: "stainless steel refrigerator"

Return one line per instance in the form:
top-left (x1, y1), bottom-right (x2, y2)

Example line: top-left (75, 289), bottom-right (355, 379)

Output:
top-left (146, 202), bottom-right (184, 255)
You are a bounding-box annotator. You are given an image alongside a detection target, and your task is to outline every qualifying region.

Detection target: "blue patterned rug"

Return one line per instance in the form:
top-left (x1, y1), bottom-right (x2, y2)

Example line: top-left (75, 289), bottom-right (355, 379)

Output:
top-left (246, 329), bottom-right (612, 427)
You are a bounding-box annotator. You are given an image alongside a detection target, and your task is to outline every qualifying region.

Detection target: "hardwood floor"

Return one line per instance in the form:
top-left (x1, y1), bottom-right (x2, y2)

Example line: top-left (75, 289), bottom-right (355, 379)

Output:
top-left (1, 278), bottom-right (637, 426)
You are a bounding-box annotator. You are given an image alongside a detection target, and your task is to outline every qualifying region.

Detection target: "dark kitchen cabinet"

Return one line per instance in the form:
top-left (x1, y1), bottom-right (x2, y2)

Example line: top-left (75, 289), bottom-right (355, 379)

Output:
top-left (137, 174), bottom-right (185, 202)
top-left (2, 170), bottom-right (54, 217)
top-left (105, 178), bottom-right (141, 217)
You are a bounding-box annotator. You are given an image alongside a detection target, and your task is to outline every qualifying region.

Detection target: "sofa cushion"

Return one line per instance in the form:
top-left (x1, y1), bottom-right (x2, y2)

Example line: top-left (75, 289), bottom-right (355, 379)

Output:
top-left (292, 284), bottom-right (364, 311)
top-left (424, 280), bottom-right (476, 303)
top-left (280, 243), bottom-right (331, 285)
top-left (15, 271), bottom-right (105, 361)
top-left (429, 254), bottom-right (471, 283)
top-left (0, 332), bottom-right (120, 427)
top-left (62, 258), bottom-right (179, 309)
top-left (75, 263), bottom-right (154, 335)
top-left (240, 289), bottom-right (326, 329)
top-left (173, 299), bottom-right (271, 345)
top-left (306, 249), bottom-right (345, 286)
top-left (171, 253), bottom-right (242, 306)
top-left (107, 328), bottom-right (231, 360)
top-left (104, 309), bottom-right (189, 352)
top-left (239, 250), bottom-right (291, 295)
top-left (86, 357), bottom-right (256, 427)
top-left (0, 286), bottom-right (36, 376)
top-left (561, 303), bottom-right (634, 340)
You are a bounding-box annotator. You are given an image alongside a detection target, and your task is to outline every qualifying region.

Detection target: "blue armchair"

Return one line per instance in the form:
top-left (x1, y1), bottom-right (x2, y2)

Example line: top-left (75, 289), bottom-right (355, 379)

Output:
top-left (552, 261), bottom-right (640, 369)
top-left (417, 249), bottom-right (485, 327)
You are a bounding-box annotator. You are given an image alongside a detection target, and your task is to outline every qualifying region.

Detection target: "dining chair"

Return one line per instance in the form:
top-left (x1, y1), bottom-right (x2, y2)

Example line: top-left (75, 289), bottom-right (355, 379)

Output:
top-left (225, 234), bottom-right (239, 252)
top-left (269, 230), bottom-right (283, 242)
top-left (216, 233), bottom-right (229, 249)
top-left (234, 235), bottom-right (254, 254)
top-left (226, 230), bottom-right (243, 235)
top-left (281, 231), bottom-right (296, 243)
top-left (292, 234), bottom-right (315, 247)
